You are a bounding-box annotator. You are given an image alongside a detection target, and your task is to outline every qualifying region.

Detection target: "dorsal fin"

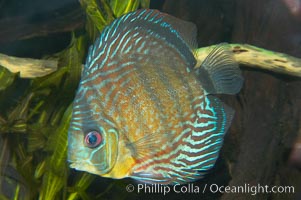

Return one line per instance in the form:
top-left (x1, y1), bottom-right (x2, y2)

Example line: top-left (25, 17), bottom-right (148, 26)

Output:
top-left (115, 9), bottom-right (197, 65)
top-left (161, 12), bottom-right (198, 49)
top-left (83, 9), bottom-right (197, 76)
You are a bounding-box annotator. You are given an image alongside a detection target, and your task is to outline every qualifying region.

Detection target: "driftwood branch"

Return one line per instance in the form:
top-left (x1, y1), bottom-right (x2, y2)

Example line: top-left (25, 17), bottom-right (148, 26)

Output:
top-left (195, 44), bottom-right (301, 77)
top-left (1, 44), bottom-right (301, 78)
top-left (0, 53), bottom-right (58, 78)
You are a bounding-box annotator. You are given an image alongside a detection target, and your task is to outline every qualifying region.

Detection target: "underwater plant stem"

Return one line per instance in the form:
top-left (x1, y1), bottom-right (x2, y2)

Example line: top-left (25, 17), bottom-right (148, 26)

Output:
top-left (0, 53), bottom-right (58, 78)
top-left (1, 43), bottom-right (301, 78)
top-left (195, 44), bottom-right (301, 77)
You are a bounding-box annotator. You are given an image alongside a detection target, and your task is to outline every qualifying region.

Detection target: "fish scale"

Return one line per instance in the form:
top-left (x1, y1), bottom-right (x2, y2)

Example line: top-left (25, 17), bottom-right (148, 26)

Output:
top-left (68, 9), bottom-right (243, 184)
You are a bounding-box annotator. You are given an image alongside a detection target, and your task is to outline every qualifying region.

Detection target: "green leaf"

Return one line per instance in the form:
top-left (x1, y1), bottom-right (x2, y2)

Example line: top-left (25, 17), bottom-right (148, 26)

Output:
top-left (80, 0), bottom-right (115, 41)
top-left (80, 0), bottom-right (150, 42)
top-left (39, 104), bottom-right (72, 199)
top-left (110, 0), bottom-right (140, 17)
top-left (67, 173), bottom-right (95, 200)
top-left (0, 66), bottom-right (16, 91)
top-left (49, 104), bottom-right (72, 171)
top-left (39, 171), bottom-right (65, 200)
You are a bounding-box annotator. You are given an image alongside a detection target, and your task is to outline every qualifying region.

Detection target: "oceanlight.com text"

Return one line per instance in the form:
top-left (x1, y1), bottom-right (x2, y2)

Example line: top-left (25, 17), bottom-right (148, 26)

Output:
top-left (208, 183), bottom-right (294, 196)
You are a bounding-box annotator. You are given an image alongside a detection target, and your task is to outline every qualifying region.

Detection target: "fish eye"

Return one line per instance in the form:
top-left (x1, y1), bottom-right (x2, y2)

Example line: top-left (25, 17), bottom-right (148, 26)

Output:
top-left (84, 131), bottom-right (102, 148)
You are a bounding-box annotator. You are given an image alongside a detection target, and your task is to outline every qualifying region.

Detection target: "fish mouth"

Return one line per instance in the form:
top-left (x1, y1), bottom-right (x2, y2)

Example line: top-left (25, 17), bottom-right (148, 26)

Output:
top-left (68, 160), bottom-right (111, 175)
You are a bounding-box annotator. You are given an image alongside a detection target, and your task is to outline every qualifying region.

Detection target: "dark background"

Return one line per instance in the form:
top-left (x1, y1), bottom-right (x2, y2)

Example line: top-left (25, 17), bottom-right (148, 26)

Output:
top-left (0, 0), bottom-right (300, 199)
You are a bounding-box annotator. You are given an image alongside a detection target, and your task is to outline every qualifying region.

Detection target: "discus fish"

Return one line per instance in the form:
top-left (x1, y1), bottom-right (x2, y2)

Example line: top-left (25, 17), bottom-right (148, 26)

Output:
top-left (68, 9), bottom-right (243, 185)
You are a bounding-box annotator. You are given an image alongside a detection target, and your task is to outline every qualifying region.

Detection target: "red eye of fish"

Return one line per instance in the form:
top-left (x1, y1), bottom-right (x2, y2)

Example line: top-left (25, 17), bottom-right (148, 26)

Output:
top-left (84, 131), bottom-right (102, 148)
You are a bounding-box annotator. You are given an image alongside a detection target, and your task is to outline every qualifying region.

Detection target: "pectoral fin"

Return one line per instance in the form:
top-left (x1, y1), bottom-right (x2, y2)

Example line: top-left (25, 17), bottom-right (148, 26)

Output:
top-left (197, 43), bottom-right (243, 95)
